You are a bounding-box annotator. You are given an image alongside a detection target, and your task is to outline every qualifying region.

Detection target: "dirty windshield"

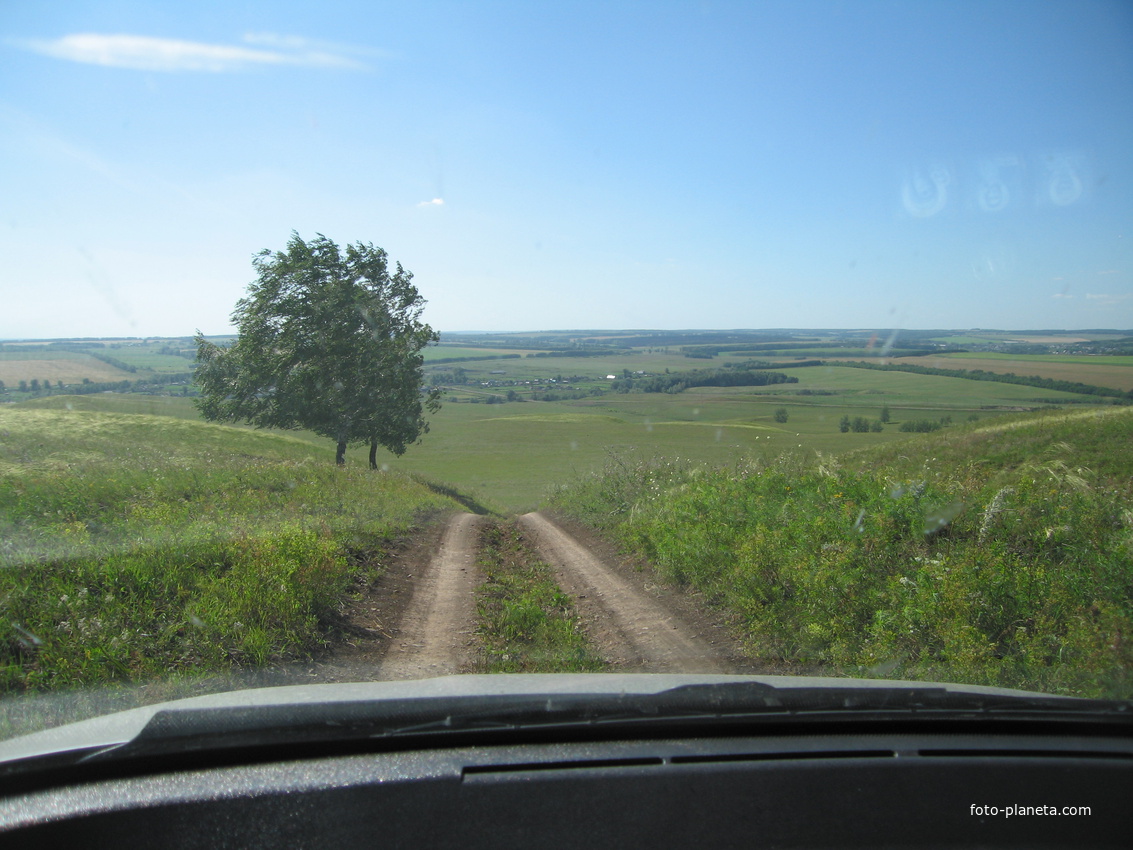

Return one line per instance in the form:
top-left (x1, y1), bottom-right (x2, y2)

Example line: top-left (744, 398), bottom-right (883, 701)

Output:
top-left (1, 0), bottom-right (1131, 737)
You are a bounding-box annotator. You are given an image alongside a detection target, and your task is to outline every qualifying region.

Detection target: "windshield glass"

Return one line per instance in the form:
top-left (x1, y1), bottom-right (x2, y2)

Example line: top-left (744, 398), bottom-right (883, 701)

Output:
top-left (1, 0), bottom-right (1131, 738)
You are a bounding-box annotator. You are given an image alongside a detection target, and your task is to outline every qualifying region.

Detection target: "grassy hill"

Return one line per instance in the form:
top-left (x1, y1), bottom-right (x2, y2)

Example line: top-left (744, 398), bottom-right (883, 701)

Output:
top-left (550, 406), bottom-right (1133, 698)
top-left (0, 406), bottom-right (460, 694)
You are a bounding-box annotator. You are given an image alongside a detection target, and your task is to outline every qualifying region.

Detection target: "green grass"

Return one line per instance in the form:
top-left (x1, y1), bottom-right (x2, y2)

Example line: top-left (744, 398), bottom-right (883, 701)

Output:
top-left (549, 407), bottom-right (1133, 698)
top-left (17, 362), bottom-right (1118, 514)
top-left (473, 519), bottom-right (605, 673)
top-left (19, 394), bottom-right (203, 419)
top-left (941, 352), bottom-right (1133, 367)
top-left (0, 406), bottom-right (459, 694)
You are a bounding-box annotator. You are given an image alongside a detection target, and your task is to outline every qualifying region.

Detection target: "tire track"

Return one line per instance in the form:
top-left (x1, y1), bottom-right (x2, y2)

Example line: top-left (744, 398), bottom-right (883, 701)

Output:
top-left (378, 512), bottom-right (484, 680)
top-left (518, 512), bottom-right (726, 673)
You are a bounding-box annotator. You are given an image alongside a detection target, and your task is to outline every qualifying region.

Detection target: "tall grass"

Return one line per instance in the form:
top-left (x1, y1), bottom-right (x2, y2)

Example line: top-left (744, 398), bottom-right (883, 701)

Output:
top-left (0, 407), bottom-right (457, 693)
top-left (550, 408), bottom-right (1133, 698)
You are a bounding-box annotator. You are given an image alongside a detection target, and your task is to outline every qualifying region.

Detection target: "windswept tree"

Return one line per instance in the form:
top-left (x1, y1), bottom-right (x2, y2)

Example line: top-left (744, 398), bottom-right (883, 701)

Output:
top-left (194, 232), bottom-right (440, 466)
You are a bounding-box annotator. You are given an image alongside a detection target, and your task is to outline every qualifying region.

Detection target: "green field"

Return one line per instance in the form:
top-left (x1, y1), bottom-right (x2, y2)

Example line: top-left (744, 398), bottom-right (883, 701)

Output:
top-left (940, 352), bottom-right (1133, 367)
top-left (3, 330), bottom-right (1130, 709)
top-left (18, 346), bottom-right (1120, 512)
top-left (0, 339), bottom-right (196, 380)
top-left (886, 352), bottom-right (1133, 392)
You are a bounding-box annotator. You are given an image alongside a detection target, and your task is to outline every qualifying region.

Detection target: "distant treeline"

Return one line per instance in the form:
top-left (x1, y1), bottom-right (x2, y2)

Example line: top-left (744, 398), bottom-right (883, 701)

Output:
top-left (87, 352), bottom-right (137, 373)
top-left (832, 360), bottom-right (1131, 400)
top-left (612, 369), bottom-right (796, 394)
top-left (681, 341), bottom-right (957, 358)
top-left (5, 374), bottom-right (195, 396)
top-left (580, 332), bottom-right (797, 348)
top-left (427, 354), bottom-right (522, 365)
top-left (527, 349), bottom-right (629, 358)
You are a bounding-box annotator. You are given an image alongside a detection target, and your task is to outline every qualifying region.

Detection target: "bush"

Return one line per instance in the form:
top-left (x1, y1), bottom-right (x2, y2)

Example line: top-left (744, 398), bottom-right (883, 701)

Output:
top-left (549, 414), bottom-right (1133, 699)
top-left (899, 419), bottom-right (942, 433)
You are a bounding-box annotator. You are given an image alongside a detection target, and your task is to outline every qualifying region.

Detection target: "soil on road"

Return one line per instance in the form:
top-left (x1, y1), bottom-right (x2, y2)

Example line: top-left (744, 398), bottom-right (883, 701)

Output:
top-left (519, 512), bottom-right (740, 673)
top-left (307, 512), bottom-right (483, 683)
top-left (378, 512), bottom-right (484, 680)
top-left (312, 510), bottom-right (756, 680)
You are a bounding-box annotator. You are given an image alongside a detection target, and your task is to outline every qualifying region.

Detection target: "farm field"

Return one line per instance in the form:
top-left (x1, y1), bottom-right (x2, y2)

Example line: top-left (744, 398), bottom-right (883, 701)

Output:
top-left (0, 351), bottom-right (126, 385)
top-left (886, 352), bottom-right (1133, 392)
top-left (0, 339), bottom-right (196, 389)
top-left (19, 344), bottom-right (1121, 512)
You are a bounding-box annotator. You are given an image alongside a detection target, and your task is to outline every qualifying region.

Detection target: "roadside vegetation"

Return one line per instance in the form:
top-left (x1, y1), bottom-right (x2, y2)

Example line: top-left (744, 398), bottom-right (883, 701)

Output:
top-left (0, 406), bottom-right (457, 694)
top-left (474, 520), bottom-right (604, 673)
top-left (549, 407), bottom-right (1133, 698)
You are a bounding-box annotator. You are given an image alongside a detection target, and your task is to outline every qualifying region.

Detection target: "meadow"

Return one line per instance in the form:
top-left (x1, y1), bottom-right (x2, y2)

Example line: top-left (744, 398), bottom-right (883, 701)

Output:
top-left (895, 352), bottom-right (1133, 392)
top-left (2, 329), bottom-right (1129, 711)
top-left (0, 406), bottom-right (458, 697)
top-left (18, 345), bottom-right (1120, 513)
top-left (549, 406), bottom-right (1133, 698)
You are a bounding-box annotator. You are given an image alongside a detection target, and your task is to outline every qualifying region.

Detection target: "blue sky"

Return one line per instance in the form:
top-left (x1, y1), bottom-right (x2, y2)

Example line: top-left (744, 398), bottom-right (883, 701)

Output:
top-left (2, 0), bottom-right (1131, 338)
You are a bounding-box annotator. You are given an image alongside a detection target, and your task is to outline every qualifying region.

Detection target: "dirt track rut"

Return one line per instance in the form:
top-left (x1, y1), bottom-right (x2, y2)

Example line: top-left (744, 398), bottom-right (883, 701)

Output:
top-left (377, 512), bottom-right (484, 680)
top-left (518, 512), bottom-right (726, 673)
top-left (317, 511), bottom-right (733, 678)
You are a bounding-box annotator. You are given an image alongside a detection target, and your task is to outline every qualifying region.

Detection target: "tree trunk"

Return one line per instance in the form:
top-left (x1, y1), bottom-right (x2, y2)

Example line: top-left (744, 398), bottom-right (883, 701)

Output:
top-left (369, 439), bottom-right (378, 470)
top-left (336, 440), bottom-right (347, 466)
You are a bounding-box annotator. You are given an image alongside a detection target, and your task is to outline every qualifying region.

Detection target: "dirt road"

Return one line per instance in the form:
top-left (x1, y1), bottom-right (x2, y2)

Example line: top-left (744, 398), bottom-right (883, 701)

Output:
top-left (377, 512), bottom-right (484, 680)
top-left (315, 510), bottom-right (740, 679)
top-left (518, 512), bottom-right (727, 673)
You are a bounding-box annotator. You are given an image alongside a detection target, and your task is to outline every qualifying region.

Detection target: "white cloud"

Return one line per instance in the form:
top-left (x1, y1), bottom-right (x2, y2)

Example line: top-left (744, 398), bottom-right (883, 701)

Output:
top-left (417, 197), bottom-right (445, 207)
top-left (1085, 292), bottom-right (1132, 306)
top-left (14, 32), bottom-right (370, 73)
top-left (1050, 293), bottom-right (1074, 299)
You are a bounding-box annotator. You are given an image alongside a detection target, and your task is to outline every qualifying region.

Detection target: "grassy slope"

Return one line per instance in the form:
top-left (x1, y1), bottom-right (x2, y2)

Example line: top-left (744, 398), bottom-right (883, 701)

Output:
top-left (0, 406), bottom-right (459, 693)
top-left (17, 358), bottom-right (1121, 513)
top-left (550, 407), bottom-right (1133, 698)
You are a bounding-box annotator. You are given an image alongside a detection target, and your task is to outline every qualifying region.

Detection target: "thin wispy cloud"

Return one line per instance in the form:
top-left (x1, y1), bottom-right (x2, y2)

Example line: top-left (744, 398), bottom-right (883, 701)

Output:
top-left (1085, 293), bottom-right (1132, 306)
top-left (417, 197), bottom-right (445, 207)
top-left (13, 32), bottom-right (371, 73)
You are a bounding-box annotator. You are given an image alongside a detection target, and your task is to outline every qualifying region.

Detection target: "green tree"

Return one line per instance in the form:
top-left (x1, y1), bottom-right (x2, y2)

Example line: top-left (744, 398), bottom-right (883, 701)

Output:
top-left (773, 407), bottom-right (789, 423)
top-left (880, 404), bottom-right (890, 423)
top-left (194, 233), bottom-right (440, 467)
top-left (838, 414), bottom-right (850, 433)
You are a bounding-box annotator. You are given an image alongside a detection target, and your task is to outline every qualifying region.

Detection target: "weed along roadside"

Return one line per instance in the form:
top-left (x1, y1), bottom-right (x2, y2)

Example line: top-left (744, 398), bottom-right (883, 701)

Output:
top-left (0, 406), bottom-right (459, 722)
top-left (2, 393), bottom-right (1129, 735)
top-left (549, 407), bottom-right (1133, 699)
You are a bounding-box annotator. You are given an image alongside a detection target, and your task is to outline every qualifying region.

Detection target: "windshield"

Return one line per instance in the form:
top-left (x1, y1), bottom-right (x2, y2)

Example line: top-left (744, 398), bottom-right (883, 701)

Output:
top-left (1, 0), bottom-right (1131, 739)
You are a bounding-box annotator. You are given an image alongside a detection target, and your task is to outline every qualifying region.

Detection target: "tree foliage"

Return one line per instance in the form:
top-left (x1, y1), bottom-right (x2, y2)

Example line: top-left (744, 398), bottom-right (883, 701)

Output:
top-left (194, 233), bottom-right (440, 465)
